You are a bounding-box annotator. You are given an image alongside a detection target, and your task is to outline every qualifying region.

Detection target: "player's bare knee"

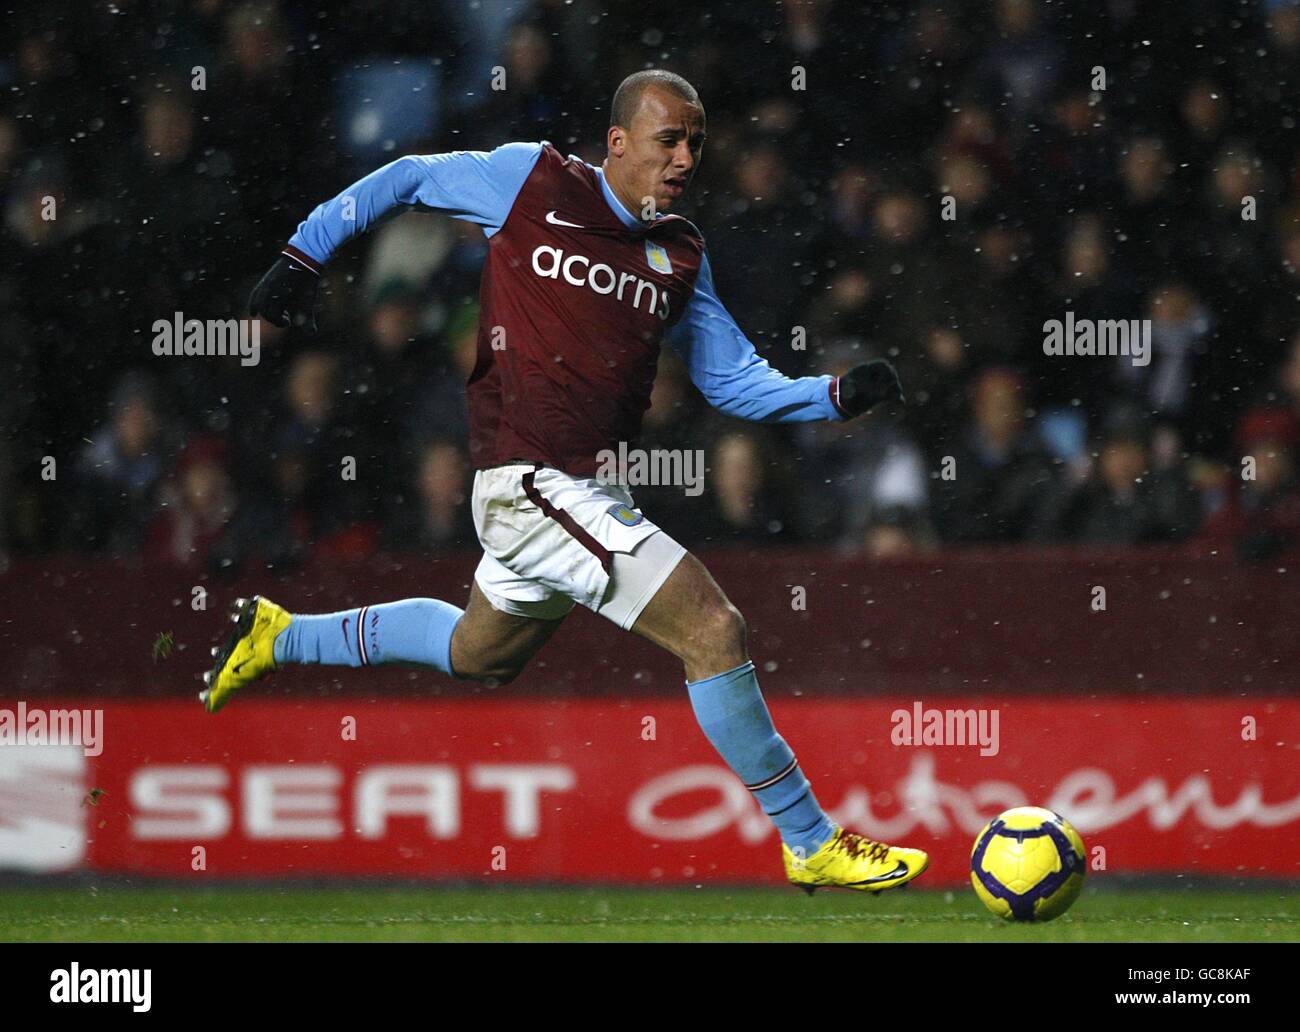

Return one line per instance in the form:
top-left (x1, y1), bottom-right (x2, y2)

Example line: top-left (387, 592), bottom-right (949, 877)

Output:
top-left (690, 601), bottom-right (747, 668)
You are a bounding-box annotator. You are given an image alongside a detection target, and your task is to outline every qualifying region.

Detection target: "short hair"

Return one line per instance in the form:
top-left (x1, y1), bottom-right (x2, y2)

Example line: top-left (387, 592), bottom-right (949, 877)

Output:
top-left (609, 70), bottom-right (700, 129)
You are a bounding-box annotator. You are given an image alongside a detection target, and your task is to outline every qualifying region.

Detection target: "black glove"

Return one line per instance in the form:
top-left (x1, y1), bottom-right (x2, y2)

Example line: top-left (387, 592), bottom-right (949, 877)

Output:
top-left (249, 253), bottom-right (320, 331)
top-left (835, 359), bottom-right (904, 418)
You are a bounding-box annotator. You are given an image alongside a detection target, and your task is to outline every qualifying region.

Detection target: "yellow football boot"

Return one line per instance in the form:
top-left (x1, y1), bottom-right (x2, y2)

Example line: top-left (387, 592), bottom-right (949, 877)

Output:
top-left (199, 596), bottom-right (292, 713)
top-left (783, 827), bottom-right (929, 894)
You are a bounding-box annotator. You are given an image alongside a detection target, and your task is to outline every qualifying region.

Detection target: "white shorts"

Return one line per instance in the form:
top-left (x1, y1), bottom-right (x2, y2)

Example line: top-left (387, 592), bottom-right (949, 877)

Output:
top-left (471, 463), bottom-right (687, 629)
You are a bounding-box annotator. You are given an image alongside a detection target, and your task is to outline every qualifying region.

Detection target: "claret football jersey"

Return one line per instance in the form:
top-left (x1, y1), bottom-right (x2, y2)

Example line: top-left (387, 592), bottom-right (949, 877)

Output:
top-left (285, 141), bottom-right (845, 477)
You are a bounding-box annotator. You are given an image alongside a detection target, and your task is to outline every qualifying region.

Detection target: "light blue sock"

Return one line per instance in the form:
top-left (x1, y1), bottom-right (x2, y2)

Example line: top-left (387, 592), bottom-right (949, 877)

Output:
top-left (686, 660), bottom-right (836, 855)
top-left (272, 598), bottom-right (464, 675)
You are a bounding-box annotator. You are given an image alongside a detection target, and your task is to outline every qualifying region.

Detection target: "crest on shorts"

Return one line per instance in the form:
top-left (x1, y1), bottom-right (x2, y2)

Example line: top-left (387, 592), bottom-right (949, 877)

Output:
top-left (607, 502), bottom-right (644, 526)
top-left (645, 241), bottom-right (672, 275)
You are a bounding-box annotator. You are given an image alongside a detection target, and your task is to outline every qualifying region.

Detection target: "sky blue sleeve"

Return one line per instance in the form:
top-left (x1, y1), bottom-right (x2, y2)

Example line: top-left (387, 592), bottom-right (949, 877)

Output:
top-left (287, 141), bottom-right (544, 265)
top-left (666, 251), bottom-right (844, 423)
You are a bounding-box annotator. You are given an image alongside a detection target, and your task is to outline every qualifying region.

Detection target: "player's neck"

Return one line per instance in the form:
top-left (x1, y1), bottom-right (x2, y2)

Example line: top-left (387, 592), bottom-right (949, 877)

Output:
top-left (600, 160), bottom-right (647, 224)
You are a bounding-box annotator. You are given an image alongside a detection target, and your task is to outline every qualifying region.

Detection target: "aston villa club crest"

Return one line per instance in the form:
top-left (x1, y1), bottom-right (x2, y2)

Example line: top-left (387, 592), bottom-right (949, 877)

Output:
top-left (607, 502), bottom-right (644, 526)
top-left (645, 240), bottom-right (672, 275)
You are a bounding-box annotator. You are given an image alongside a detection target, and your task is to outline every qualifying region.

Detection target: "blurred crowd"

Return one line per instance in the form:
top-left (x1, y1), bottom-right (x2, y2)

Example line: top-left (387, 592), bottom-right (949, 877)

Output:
top-left (4, 0), bottom-right (1300, 572)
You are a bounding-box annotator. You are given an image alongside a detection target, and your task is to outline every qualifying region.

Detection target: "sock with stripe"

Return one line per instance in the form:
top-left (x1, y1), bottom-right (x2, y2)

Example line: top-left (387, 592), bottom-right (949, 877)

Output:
top-left (271, 598), bottom-right (464, 675)
top-left (685, 660), bottom-right (836, 855)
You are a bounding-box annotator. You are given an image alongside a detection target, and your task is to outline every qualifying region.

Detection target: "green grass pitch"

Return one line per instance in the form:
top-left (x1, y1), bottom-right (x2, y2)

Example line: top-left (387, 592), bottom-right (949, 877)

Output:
top-left (1, 884), bottom-right (1295, 942)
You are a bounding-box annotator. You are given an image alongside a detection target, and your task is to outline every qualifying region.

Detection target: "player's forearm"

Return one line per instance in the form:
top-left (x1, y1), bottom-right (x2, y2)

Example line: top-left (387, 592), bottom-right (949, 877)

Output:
top-left (284, 143), bottom-right (543, 268)
top-left (701, 363), bottom-right (843, 423)
top-left (699, 354), bottom-right (903, 424)
top-left (252, 144), bottom-right (540, 331)
top-left (286, 155), bottom-right (437, 268)
top-left (671, 250), bottom-right (870, 424)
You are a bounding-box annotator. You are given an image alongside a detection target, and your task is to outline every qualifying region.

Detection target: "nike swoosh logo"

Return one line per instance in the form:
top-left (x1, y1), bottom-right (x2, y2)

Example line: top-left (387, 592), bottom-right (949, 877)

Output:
top-left (848, 861), bottom-right (912, 886)
top-left (545, 211), bottom-right (584, 228)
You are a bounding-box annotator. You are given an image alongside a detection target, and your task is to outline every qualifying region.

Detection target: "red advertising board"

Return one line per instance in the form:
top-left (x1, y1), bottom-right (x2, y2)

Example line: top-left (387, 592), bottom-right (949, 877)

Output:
top-left (6, 551), bottom-right (1298, 701)
top-left (4, 698), bottom-right (1296, 885)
